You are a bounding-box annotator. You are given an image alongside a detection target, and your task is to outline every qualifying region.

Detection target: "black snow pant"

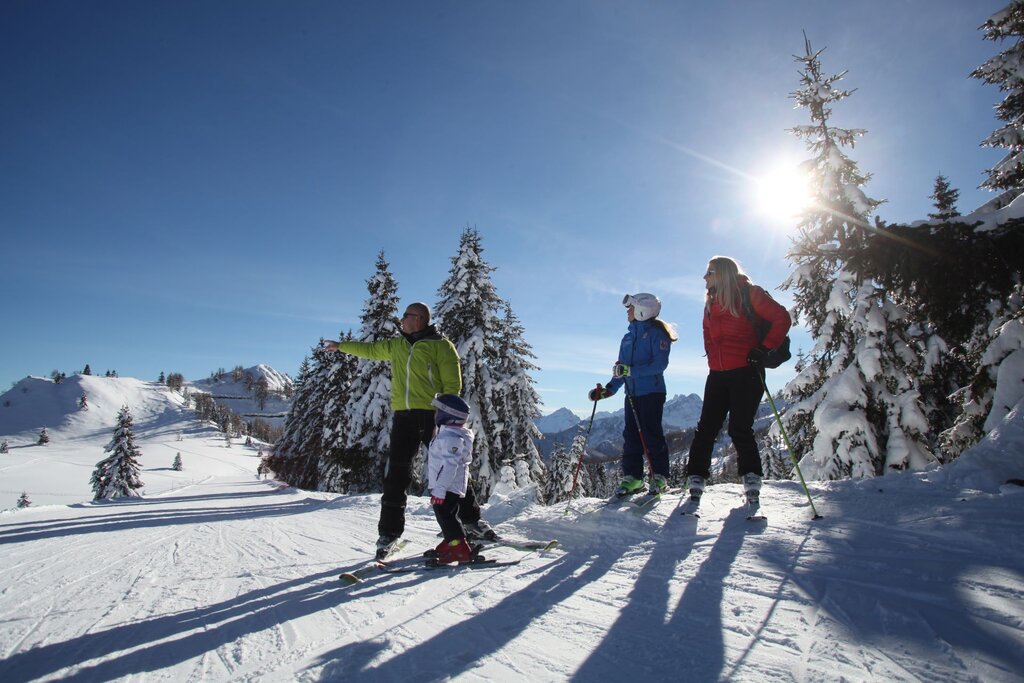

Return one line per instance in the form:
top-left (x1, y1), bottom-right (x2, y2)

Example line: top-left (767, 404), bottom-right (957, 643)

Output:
top-left (433, 491), bottom-right (467, 542)
top-left (621, 392), bottom-right (670, 480)
top-left (379, 409), bottom-right (481, 539)
top-left (685, 365), bottom-right (765, 480)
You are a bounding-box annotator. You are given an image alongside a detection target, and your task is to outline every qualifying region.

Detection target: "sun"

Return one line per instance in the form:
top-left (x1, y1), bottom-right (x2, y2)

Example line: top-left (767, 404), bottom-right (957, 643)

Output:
top-left (754, 163), bottom-right (813, 221)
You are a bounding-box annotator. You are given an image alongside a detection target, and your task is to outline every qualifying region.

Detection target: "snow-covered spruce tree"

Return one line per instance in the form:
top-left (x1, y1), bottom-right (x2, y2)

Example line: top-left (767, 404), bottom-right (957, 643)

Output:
top-left (17, 492), bottom-right (31, 508)
top-left (38, 427), bottom-right (49, 446)
top-left (271, 346), bottom-right (332, 490)
top-left (79, 393), bottom-right (88, 410)
top-left (434, 228), bottom-right (506, 499)
top-left (540, 441), bottom-right (587, 504)
top-left (939, 4), bottom-right (1024, 455)
top-left (928, 175), bottom-right (961, 220)
top-left (973, 1), bottom-right (1024, 211)
top-left (82, 364), bottom-right (92, 376)
top-left (317, 330), bottom-right (359, 492)
top-left (91, 405), bottom-right (144, 500)
top-left (172, 453), bottom-right (183, 471)
top-left (331, 251), bottom-right (401, 493)
top-left (491, 301), bottom-right (545, 489)
top-left (0, 439), bottom-right (8, 454)
top-left (780, 37), bottom-right (935, 479)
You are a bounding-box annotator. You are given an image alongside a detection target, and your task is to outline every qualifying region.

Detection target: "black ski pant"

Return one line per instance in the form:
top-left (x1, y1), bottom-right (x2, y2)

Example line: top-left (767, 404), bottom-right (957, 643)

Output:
top-left (433, 491), bottom-right (467, 542)
top-left (685, 365), bottom-right (765, 480)
top-left (379, 409), bottom-right (481, 538)
top-left (621, 392), bottom-right (670, 480)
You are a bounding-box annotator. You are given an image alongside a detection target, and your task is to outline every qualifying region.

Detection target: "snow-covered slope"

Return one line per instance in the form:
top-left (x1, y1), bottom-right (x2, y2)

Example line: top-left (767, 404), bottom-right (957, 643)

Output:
top-left (189, 364), bottom-right (294, 426)
top-left (1, 381), bottom-right (1022, 681)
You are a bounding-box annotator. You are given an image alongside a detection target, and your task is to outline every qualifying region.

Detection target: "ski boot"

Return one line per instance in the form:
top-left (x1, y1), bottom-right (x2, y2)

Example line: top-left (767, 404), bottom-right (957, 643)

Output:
top-left (615, 476), bottom-right (645, 498)
top-left (742, 473), bottom-right (765, 520)
top-left (464, 519), bottom-right (499, 542)
top-left (375, 534), bottom-right (402, 561)
top-left (648, 475), bottom-right (668, 495)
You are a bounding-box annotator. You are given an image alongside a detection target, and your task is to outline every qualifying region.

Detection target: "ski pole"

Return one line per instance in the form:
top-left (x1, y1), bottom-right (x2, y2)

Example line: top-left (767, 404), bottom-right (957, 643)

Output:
top-left (759, 373), bottom-right (822, 520)
top-left (567, 386), bottom-right (601, 499)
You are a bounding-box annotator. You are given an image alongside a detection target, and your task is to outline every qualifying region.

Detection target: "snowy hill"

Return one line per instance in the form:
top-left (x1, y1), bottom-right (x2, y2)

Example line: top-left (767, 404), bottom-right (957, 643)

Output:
top-left (1, 377), bottom-right (1023, 681)
top-left (0, 374), bottom-right (265, 506)
top-left (535, 407), bottom-right (581, 434)
top-left (189, 364), bottom-right (294, 426)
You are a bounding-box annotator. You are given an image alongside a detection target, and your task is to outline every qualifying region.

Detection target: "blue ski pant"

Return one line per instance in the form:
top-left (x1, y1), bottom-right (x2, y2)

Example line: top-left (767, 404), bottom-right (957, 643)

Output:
top-left (621, 392), bottom-right (670, 480)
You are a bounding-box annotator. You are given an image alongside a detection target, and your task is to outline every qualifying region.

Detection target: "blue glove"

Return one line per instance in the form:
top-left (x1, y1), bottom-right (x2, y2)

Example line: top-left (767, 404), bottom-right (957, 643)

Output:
top-left (612, 363), bottom-right (630, 378)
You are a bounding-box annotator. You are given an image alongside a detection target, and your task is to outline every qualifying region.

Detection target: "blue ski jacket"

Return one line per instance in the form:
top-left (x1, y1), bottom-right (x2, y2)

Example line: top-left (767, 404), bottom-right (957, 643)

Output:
top-left (605, 319), bottom-right (672, 397)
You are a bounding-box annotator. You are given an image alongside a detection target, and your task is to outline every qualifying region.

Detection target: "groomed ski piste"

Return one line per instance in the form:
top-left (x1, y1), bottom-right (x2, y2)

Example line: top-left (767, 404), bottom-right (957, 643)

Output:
top-left (1, 374), bottom-right (1023, 682)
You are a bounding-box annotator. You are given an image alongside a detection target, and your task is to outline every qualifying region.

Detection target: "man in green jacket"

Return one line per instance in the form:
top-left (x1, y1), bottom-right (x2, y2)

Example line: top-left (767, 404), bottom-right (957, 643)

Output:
top-left (324, 301), bottom-right (495, 558)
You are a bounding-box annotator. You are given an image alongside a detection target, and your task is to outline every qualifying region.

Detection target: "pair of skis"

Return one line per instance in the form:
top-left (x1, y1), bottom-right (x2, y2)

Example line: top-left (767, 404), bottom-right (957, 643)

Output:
top-left (679, 493), bottom-right (767, 522)
top-left (340, 538), bottom-right (558, 585)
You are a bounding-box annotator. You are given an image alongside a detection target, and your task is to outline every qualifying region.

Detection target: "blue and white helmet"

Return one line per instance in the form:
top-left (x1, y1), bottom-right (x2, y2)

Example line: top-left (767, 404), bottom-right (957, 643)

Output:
top-left (623, 292), bottom-right (661, 320)
top-left (432, 394), bottom-right (471, 426)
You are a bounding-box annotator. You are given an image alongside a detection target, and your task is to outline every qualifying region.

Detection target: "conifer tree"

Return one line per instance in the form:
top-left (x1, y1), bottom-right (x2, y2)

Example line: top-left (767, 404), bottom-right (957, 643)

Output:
top-left (335, 251), bottom-right (402, 492)
top-left (0, 439), bottom-right (8, 454)
top-left (79, 393), bottom-right (88, 410)
top-left (38, 427), bottom-right (49, 446)
top-left (158, 371), bottom-right (165, 384)
top-left (82, 364), bottom-right (92, 376)
top-left (91, 406), bottom-right (144, 499)
top-left (435, 228), bottom-right (506, 498)
top-left (928, 175), bottom-right (961, 220)
top-left (780, 37), bottom-right (934, 479)
top-left (972, 1), bottom-right (1024, 209)
top-left (540, 442), bottom-right (582, 504)
top-left (491, 302), bottom-right (546, 488)
top-left (17, 492), bottom-right (31, 508)
top-left (271, 343), bottom-right (334, 489)
top-left (318, 330), bottom-right (358, 492)
top-left (172, 453), bottom-right (183, 471)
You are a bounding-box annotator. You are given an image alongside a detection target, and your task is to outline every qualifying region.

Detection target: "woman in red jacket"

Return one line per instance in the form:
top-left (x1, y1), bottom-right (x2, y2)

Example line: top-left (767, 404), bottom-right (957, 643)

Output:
top-left (684, 256), bottom-right (791, 510)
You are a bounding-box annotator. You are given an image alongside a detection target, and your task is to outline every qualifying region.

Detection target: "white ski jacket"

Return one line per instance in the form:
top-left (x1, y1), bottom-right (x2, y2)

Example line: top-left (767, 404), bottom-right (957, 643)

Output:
top-left (427, 424), bottom-right (474, 499)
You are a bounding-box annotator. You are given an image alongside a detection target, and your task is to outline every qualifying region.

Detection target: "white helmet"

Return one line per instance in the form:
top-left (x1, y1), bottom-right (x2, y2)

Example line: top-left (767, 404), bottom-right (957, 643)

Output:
top-left (623, 293), bottom-right (661, 320)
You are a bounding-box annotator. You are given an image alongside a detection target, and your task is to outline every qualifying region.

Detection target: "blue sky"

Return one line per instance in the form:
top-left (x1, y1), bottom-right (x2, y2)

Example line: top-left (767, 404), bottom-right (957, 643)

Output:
top-left (1, 0), bottom-right (1007, 416)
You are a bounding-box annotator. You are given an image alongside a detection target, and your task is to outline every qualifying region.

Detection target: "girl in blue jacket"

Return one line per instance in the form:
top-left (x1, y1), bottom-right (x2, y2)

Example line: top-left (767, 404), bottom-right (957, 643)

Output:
top-left (589, 293), bottom-right (677, 496)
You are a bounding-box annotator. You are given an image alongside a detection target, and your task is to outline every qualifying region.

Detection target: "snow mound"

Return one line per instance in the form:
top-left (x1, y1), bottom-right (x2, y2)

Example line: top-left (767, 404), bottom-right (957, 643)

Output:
top-left (933, 395), bottom-right (1024, 493)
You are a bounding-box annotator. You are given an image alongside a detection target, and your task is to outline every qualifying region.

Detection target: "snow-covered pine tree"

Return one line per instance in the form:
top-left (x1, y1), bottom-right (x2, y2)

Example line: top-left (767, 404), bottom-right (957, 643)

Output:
top-left (0, 439), bottom-right (8, 454)
top-left (91, 405), bottom-right (144, 500)
top-left (172, 453), bottom-right (183, 471)
top-left (82, 364), bottom-right (92, 375)
top-left (38, 427), bottom-right (49, 446)
top-left (928, 175), bottom-right (961, 220)
top-left (17, 492), bottom-right (31, 508)
top-left (333, 251), bottom-right (401, 493)
top-left (491, 301), bottom-right (545, 488)
top-left (317, 330), bottom-right (358, 492)
top-left (540, 441), bottom-right (585, 504)
top-left (940, 4), bottom-right (1024, 454)
top-left (972, 1), bottom-right (1024, 210)
top-left (434, 228), bottom-right (506, 499)
top-left (780, 36), bottom-right (935, 479)
top-left (271, 348), bottom-right (330, 490)
top-left (79, 393), bottom-right (88, 410)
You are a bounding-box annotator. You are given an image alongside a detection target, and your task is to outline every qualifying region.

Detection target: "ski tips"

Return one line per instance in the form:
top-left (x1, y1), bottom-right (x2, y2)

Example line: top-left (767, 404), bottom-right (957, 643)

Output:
top-left (338, 573), bottom-right (361, 586)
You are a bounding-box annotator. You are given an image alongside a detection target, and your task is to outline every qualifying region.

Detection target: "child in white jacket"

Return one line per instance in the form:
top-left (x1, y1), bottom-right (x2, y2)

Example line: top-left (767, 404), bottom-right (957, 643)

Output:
top-left (428, 394), bottom-right (476, 565)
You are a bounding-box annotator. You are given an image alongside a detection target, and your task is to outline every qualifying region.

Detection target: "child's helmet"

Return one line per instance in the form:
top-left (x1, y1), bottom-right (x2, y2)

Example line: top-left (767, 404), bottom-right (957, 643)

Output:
top-left (432, 394), bottom-right (471, 425)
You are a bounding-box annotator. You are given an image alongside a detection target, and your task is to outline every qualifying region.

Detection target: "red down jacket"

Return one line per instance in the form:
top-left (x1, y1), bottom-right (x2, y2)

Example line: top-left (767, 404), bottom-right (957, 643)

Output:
top-left (703, 278), bottom-right (791, 371)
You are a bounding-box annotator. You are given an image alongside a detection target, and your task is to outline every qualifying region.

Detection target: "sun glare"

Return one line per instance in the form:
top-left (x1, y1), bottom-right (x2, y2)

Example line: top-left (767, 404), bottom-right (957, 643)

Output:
top-left (755, 164), bottom-right (813, 221)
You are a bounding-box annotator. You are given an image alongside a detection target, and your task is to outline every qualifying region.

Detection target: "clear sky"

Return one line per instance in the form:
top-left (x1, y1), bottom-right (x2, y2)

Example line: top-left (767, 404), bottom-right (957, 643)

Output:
top-left (1, 0), bottom-right (1007, 416)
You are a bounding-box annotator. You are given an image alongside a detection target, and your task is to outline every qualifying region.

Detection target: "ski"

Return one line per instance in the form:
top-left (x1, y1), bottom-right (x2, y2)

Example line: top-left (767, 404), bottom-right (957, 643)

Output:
top-left (745, 502), bottom-right (767, 522)
top-left (374, 538), bottom-right (409, 562)
top-left (478, 538), bottom-right (559, 552)
top-left (378, 556), bottom-right (522, 575)
top-left (680, 495), bottom-right (702, 518)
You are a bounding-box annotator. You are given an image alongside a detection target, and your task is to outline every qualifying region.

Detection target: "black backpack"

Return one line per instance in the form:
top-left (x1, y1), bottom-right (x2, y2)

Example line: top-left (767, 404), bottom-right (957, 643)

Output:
top-left (740, 286), bottom-right (792, 369)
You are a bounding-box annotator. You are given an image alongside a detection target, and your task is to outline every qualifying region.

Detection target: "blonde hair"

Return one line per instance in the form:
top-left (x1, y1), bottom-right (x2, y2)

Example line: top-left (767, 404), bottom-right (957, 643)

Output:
top-left (705, 256), bottom-right (746, 317)
top-left (652, 318), bottom-right (679, 342)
